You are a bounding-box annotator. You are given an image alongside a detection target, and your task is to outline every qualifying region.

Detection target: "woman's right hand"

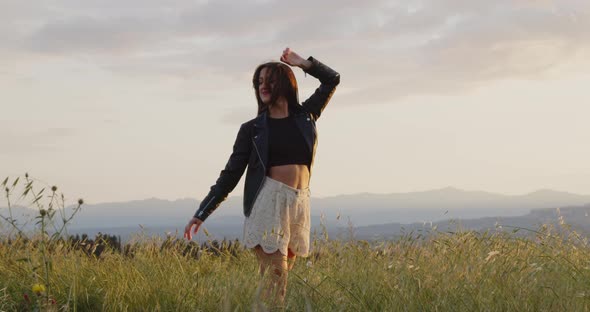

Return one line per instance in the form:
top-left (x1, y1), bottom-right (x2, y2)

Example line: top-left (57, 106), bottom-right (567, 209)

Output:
top-left (184, 217), bottom-right (203, 240)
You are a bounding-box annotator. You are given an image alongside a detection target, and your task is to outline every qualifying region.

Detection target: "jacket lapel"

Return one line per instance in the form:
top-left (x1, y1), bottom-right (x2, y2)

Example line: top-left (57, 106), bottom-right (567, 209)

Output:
top-left (252, 111), bottom-right (269, 168)
top-left (293, 109), bottom-right (315, 154)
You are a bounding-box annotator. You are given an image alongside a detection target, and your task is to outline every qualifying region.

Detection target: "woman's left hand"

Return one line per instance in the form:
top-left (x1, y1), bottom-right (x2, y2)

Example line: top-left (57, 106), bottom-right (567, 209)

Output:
top-left (280, 47), bottom-right (305, 67)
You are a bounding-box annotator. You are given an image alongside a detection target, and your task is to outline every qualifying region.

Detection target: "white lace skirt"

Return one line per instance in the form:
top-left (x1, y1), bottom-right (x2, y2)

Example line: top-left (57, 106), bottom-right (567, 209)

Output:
top-left (243, 176), bottom-right (311, 257)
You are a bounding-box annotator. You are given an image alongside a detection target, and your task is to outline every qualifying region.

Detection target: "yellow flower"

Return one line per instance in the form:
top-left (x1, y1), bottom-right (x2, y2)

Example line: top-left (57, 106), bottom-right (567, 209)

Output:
top-left (32, 283), bottom-right (45, 295)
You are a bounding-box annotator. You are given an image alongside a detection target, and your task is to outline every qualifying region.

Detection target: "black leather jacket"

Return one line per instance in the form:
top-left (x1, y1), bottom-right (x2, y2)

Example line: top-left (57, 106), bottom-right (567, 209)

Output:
top-left (194, 56), bottom-right (340, 222)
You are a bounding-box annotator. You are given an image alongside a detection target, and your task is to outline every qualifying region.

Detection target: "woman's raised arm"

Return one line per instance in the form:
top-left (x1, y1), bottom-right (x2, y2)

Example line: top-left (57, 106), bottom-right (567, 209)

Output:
top-left (280, 47), bottom-right (340, 120)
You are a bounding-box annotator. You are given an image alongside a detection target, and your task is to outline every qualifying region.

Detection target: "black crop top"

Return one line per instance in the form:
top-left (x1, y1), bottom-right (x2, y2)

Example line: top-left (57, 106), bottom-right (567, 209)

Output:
top-left (267, 115), bottom-right (311, 168)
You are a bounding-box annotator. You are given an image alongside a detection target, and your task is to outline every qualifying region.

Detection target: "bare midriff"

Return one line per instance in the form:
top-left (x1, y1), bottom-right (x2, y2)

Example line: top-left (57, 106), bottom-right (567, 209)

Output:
top-left (268, 164), bottom-right (310, 189)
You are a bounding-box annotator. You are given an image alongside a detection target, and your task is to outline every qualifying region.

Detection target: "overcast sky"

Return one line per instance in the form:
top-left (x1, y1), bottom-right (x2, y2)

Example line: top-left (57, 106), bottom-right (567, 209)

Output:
top-left (1, 0), bottom-right (589, 204)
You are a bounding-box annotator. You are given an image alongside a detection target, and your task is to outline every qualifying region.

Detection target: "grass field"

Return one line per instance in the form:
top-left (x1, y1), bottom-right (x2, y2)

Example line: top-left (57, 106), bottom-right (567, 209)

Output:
top-left (2, 176), bottom-right (590, 311)
top-left (2, 224), bottom-right (590, 311)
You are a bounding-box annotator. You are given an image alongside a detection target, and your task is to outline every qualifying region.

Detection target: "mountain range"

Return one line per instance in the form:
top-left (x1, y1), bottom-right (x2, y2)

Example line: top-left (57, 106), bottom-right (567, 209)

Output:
top-left (1, 188), bottom-right (589, 242)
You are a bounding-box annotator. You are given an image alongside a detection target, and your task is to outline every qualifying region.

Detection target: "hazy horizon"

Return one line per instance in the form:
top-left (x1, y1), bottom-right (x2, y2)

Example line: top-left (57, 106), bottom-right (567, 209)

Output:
top-left (2, 1), bottom-right (589, 204)
top-left (66, 186), bottom-right (590, 205)
top-left (4, 185), bottom-right (590, 207)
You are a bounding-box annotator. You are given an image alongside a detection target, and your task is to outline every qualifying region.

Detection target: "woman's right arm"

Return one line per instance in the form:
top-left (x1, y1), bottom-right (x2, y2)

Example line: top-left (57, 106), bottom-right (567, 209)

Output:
top-left (192, 122), bottom-right (252, 222)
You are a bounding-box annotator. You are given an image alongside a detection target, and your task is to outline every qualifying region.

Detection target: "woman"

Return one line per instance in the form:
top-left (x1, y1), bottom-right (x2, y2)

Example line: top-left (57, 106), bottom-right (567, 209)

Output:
top-left (184, 47), bottom-right (340, 305)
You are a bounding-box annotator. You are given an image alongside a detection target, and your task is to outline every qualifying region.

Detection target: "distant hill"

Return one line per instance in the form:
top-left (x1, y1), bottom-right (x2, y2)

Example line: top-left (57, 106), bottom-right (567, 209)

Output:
top-left (1, 188), bottom-right (589, 241)
top-left (311, 188), bottom-right (590, 225)
top-left (352, 203), bottom-right (590, 241)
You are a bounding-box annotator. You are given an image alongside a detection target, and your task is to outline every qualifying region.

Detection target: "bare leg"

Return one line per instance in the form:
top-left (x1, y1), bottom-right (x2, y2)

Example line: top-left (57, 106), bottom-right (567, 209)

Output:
top-left (287, 249), bottom-right (297, 271)
top-left (254, 245), bottom-right (289, 307)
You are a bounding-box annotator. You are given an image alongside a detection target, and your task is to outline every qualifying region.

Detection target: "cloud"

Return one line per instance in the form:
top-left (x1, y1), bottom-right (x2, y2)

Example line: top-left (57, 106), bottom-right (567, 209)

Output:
top-left (332, 0), bottom-right (590, 105)
top-left (0, 127), bottom-right (79, 154)
top-left (6, 0), bottom-right (590, 103)
top-left (219, 107), bottom-right (256, 124)
top-left (27, 16), bottom-right (168, 54)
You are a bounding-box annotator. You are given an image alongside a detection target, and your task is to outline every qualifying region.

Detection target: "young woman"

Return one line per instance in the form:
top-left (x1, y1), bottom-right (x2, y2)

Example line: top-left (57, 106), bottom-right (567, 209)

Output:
top-left (184, 47), bottom-right (340, 305)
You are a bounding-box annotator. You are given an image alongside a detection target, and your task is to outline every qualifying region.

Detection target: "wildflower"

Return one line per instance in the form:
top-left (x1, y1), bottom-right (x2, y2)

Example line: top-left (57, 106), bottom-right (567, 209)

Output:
top-left (78, 198), bottom-right (84, 205)
top-left (51, 185), bottom-right (57, 192)
top-left (39, 209), bottom-right (47, 217)
top-left (32, 284), bottom-right (45, 295)
top-left (306, 260), bottom-right (313, 268)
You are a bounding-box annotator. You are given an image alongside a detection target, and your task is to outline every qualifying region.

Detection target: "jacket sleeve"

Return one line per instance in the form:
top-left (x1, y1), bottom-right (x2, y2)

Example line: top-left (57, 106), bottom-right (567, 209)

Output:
top-left (193, 123), bottom-right (251, 222)
top-left (301, 56), bottom-right (341, 120)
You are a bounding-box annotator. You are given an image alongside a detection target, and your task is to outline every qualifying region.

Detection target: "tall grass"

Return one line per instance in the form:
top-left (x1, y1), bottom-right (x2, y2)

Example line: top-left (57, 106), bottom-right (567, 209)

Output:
top-left (2, 175), bottom-right (590, 311)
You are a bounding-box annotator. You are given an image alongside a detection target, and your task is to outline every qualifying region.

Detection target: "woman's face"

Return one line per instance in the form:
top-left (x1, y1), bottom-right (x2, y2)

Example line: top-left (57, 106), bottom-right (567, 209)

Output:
top-left (258, 67), bottom-right (275, 105)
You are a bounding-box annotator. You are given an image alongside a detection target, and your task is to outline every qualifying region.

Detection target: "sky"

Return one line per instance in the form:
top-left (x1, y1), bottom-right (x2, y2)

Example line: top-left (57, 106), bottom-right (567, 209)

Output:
top-left (1, 0), bottom-right (589, 204)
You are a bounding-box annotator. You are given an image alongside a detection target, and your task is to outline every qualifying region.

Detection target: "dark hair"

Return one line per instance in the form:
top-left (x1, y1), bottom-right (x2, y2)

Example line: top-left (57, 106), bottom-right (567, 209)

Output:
top-left (252, 62), bottom-right (299, 115)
